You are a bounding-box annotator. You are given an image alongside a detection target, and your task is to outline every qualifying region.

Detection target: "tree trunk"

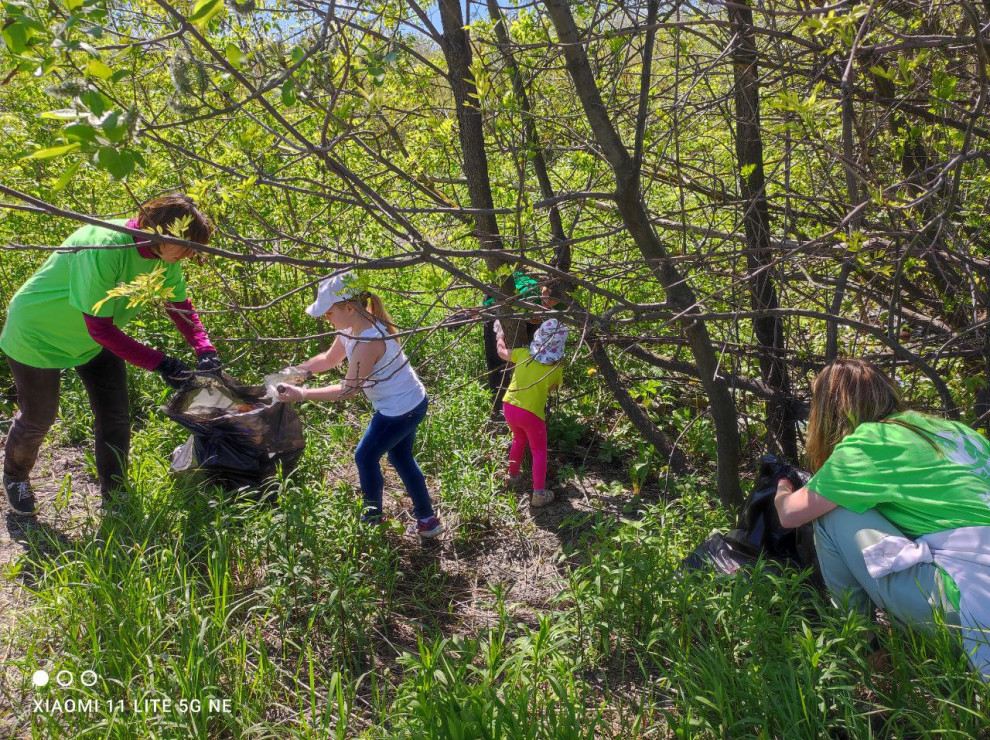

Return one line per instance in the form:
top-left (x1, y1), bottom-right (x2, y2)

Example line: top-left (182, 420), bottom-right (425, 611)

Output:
top-left (437, 0), bottom-right (522, 406)
top-left (542, 0), bottom-right (743, 510)
top-left (590, 341), bottom-right (688, 475)
top-left (486, 0), bottom-right (569, 272)
top-left (728, 0), bottom-right (797, 460)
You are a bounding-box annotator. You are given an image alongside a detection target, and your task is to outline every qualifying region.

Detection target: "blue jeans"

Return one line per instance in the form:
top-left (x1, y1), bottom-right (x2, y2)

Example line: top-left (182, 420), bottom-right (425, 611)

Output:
top-left (355, 396), bottom-right (434, 520)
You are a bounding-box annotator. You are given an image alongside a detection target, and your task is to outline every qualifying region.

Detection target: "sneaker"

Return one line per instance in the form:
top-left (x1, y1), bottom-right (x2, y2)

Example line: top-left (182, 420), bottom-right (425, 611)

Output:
top-left (415, 516), bottom-right (445, 539)
top-left (530, 490), bottom-right (554, 508)
top-left (505, 473), bottom-right (524, 489)
top-left (3, 474), bottom-right (37, 516)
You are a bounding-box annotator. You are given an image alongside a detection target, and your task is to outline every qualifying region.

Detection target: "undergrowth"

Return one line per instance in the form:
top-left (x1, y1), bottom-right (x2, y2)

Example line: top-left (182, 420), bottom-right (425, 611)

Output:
top-left (2, 347), bottom-right (988, 738)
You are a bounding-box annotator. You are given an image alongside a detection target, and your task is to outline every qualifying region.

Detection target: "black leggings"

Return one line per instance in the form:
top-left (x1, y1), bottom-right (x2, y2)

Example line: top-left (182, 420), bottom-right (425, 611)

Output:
top-left (4, 349), bottom-right (129, 494)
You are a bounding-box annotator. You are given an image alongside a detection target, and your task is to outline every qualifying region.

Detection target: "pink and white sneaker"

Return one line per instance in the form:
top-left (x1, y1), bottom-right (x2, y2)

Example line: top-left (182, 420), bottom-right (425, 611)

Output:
top-left (415, 516), bottom-right (445, 539)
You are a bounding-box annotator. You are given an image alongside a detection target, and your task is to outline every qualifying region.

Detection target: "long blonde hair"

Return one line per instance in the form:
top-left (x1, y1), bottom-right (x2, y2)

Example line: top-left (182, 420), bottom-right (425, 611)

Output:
top-left (348, 291), bottom-right (398, 335)
top-left (805, 359), bottom-right (907, 472)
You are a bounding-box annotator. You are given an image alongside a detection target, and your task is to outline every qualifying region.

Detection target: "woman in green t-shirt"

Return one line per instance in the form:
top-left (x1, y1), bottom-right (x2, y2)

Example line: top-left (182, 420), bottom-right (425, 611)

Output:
top-left (1, 194), bottom-right (221, 516)
top-left (775, 358), bottom-right (990, 680)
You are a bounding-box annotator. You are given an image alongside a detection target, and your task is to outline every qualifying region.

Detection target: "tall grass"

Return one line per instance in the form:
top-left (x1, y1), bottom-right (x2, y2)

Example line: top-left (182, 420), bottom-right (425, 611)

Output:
top-left (2, 325), bottom-right (988, 738)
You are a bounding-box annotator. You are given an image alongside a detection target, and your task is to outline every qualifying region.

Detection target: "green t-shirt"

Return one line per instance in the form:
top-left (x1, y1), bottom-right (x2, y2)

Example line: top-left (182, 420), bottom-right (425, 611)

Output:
top-left (503, 347), bottom-right (563, 421)
top-left (0, 220), bottom-right (187, 369)
top-left (808, 411), bottom-right (990, 537)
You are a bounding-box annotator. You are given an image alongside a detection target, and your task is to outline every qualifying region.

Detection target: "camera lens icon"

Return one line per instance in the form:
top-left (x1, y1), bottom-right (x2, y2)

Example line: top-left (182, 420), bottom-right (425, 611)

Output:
top-left (31, 670), bottom-right (49, 688)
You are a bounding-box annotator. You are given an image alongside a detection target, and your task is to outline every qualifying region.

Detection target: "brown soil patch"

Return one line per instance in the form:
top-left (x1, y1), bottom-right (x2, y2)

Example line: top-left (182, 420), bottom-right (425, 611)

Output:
top-left (0, 444), bottom-right (102, 739)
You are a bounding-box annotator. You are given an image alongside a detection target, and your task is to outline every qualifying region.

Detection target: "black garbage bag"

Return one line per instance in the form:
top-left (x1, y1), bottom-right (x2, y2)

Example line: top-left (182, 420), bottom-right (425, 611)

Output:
top-left (162, 372), bottom-right (305, 497)
top-left (681, 454), bottom-right (823, 586)
top-left (681, 532), bottom-right (760, 576)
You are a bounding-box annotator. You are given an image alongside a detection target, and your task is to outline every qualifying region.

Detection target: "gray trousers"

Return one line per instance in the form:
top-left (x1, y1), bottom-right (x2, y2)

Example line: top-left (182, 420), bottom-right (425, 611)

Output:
top-left (814, 507), bottom-right (960, 631)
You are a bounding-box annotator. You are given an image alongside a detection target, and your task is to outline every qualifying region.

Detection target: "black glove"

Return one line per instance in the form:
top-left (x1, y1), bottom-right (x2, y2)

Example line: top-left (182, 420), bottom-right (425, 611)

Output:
top-left (156, 355), bottom-right (193, 389)
top-left (761, 454), bottom-right (797, 485)
top-left (195, 351), bottom-right (222, 373)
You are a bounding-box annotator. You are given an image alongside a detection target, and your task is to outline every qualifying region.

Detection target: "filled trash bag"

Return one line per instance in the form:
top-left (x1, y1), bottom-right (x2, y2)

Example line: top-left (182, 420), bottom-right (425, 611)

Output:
top-left (163, 372), bottom-right (305, 496)
top-left (680, 454), bottom-right (822, 586)
top-left (681, 532), bottom-right (759, 576)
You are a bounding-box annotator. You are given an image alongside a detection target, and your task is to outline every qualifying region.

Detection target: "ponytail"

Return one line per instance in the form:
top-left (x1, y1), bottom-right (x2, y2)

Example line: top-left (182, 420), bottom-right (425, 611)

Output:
top-left (352, 291), bottom-right (398, 335)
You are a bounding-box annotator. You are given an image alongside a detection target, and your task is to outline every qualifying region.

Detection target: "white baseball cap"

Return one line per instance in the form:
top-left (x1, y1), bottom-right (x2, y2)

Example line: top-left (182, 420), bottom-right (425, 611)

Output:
top-left (305, 271), bottom-right (359, 317)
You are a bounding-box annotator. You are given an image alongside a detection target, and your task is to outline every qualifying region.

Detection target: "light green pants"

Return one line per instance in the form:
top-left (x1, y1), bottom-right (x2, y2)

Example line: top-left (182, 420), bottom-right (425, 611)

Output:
top-left (814, 507), bottom-right (960, 631)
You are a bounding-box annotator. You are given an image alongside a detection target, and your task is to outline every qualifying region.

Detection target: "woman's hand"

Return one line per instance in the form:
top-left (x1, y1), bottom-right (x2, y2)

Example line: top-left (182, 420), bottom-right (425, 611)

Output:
top-left (195, 351), bottom-right (222, 373)
top-left (276, 384), bottom-right (307, 403)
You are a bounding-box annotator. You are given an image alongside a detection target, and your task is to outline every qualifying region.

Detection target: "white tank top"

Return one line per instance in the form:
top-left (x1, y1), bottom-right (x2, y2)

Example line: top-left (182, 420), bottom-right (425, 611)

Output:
top-left (338, 323), bottom-right (427, 416)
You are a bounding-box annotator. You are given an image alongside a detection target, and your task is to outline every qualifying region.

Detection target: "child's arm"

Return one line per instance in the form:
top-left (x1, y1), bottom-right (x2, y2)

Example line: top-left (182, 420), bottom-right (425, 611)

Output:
top-left (278, 339), bottom-right (384, 403)
top-left (298, 336), bottom-right (347, 375)
top-left (495, 322), bottom-right (513, 362)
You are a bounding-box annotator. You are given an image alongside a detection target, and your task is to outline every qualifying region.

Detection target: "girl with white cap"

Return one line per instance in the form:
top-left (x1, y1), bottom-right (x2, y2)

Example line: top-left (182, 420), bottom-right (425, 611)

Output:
top-left (275, 272), bottom-right (444, 538)
top-left (496, 315), bottom-right (567, 508)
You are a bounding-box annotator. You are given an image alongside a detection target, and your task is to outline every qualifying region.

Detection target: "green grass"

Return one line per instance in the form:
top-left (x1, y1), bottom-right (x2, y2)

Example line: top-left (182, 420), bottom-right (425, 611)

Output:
top-left (2, 351), bottom-right (989, 739)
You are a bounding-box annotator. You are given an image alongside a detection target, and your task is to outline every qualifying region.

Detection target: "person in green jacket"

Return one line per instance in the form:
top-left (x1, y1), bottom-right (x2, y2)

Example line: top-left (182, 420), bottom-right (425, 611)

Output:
top-left (1, 193), bottom-right (220, 516)
top-left (775, 358), bottom-right (990, 679)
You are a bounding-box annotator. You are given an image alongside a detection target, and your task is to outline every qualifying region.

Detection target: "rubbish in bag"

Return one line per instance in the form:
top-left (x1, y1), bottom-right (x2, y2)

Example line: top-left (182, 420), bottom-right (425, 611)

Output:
top-left (263, 368), bottom-right (309, 399)
top-left (163, 372), bottom-right (305, 498)
top-left (681, 532), bottom-right (759, 576)
top-left (680, 454), bottom-right (823, 586)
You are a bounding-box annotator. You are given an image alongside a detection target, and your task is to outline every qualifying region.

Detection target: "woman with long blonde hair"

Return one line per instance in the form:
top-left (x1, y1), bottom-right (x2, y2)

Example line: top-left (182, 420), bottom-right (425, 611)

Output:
top-left (775, 358), bottom-right (990, 680)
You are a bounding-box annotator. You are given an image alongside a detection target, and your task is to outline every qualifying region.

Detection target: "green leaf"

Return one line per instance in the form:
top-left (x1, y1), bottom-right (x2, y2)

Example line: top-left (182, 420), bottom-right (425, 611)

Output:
top-left (81, 89), bottom-right (106, 116)
top-left (281, 77), bottom-right (296, 107)
top-left (93, 146), bottom-right (135, 179)
top-left (97, 111), bottom-right (128, 143)
top-left (22, 142), bottom-right (81, 160)
top-left (52, 159), bottom-right (82, 191)
top-left (225, 42), bottom-right (245, 69)
top-left (1, 23), bottom-right (29, 55)
top-left (85, 59), bottom-right (113, 79)
top-left (63, 122), bottom-right (98, 143)
top-left (869, 65), bottom-right (895, 81)
top-left (188, 0), bottom-right (226, 27)
top-left (65, 0), bottom-right (84, 10)
top-left (40, 108), bottom-right (83, 120)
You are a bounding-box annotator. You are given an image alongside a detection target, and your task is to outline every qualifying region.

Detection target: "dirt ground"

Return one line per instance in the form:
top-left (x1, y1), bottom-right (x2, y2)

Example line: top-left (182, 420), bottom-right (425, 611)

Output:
top-left (0, 444), bottom-right (104, 737)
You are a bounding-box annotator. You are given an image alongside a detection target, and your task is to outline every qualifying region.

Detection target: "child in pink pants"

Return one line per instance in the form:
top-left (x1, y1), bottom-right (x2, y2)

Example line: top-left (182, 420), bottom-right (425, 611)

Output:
top-left (496, 318), bottom-right (567, 508)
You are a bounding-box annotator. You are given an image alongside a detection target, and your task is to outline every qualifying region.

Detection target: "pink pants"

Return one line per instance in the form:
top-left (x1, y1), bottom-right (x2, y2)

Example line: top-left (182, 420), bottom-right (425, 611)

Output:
top-left (503, 402), bottom-right (547, 491)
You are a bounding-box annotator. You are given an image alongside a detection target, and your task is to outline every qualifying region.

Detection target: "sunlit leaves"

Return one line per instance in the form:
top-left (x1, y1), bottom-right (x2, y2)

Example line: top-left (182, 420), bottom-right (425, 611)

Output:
top-left (85, 59), bottom-right (113, 79)
top-left (22, 142), bottom-right (80, 160)
top-left (280, 78), bottom-right (297, 107)
top-left (225, 43), bottom-right (246, 70)
top-left (188, 0), bottom-right (227, 28)
top-left (91, 266), bottom-right (177, 314)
